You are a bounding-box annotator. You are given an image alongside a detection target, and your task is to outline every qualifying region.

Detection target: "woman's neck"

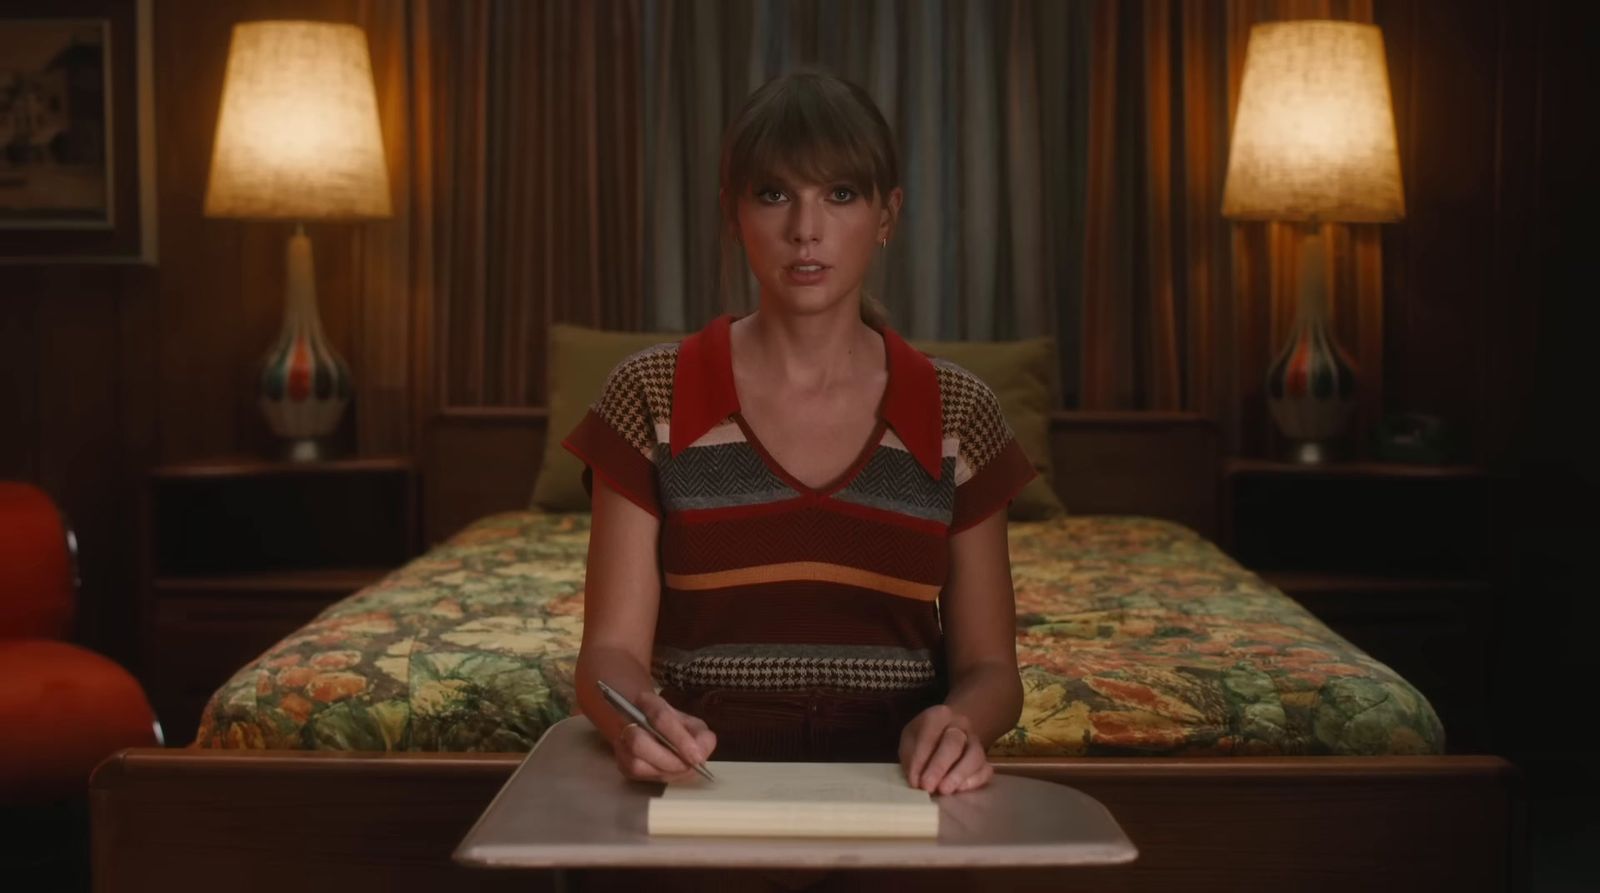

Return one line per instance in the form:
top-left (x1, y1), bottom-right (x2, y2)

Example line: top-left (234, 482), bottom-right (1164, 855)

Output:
top-left (731, 303), bottom-right (883, 394)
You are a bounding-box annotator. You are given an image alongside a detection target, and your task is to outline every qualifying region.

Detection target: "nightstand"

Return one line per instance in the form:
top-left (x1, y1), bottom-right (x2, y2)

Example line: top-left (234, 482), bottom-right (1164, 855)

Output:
top-left (140, 456), bottom-right (419, 744)
top-left (1221, 459), bottom-right (1501, 753)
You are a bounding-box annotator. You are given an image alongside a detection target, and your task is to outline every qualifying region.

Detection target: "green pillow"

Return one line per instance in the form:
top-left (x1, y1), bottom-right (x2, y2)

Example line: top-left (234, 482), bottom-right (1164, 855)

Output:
top-left (530, 324), bottom-right (681, 511)
top-left (908, 337), bottom-right (1068, 520)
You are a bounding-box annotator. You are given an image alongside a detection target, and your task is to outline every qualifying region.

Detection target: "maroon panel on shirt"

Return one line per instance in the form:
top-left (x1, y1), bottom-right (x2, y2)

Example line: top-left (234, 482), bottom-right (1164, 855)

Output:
top-left (669, 491), bottom-right (949, 537)
top-left (654, 581), bottom-right (944, 651)
top-left (660, 505), bottom-right (949, 583)
top-left (951, 438), bottom-right (1038, 533)
top-left (561, 409), bottom-right (661, 518)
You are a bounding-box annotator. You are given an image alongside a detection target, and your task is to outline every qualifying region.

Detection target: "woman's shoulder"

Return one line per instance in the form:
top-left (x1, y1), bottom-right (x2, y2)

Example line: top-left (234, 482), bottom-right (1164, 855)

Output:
top-left (603, 340), bottom-right (680, 394)
top-left (599, 340), bottom-right (681, 425)
top-left (608, 340), bottom-right (680, 380)
top-left (926, 357), bottom-right (1004, 437)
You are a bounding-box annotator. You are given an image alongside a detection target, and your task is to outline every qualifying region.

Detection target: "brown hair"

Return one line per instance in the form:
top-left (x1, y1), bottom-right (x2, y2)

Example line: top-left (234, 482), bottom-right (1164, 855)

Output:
top-left (718, 68), bottom-right (898, 330)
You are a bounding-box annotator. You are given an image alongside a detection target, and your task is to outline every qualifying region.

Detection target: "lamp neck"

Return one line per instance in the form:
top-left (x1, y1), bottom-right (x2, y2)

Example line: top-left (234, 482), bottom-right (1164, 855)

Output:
top-left (283, 222), bottom-right (323, 334)
top-left (1294, 221), bottom-right (1329, 326)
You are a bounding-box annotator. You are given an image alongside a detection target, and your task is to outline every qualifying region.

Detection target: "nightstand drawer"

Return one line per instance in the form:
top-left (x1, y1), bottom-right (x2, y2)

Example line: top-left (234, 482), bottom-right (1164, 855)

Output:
top-left (1224, 461), bottom-right (1497, 576)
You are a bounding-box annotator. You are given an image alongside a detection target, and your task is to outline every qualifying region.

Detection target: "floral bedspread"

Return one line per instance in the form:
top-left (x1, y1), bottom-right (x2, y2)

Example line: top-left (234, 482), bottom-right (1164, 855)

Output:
top-left (194, 512), bottom-right (1443, 755)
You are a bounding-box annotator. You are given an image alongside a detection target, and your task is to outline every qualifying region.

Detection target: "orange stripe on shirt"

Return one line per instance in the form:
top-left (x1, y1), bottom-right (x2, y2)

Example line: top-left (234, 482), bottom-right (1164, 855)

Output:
top-left (664, 561), bottom-right (941, 602)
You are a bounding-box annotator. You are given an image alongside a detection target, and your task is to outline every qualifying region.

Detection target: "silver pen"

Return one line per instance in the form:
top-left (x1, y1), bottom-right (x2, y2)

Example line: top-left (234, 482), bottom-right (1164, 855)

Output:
top-left (596, 679), bottom-right (717, 782)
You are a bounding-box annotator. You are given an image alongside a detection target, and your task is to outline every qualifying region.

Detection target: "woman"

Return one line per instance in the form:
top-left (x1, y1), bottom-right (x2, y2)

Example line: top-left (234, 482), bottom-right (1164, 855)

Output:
top-left (563, 69), bottom-right (1034, 797)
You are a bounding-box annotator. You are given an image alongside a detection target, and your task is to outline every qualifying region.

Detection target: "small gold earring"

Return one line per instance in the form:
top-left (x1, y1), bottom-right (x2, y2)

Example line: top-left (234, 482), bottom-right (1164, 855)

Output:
top-left (879, 238), bottom-right (887, 248)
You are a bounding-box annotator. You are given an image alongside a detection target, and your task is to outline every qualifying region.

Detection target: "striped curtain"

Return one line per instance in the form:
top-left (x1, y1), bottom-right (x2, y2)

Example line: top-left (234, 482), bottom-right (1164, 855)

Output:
top-left (395, 0), bottom-right (643, 412)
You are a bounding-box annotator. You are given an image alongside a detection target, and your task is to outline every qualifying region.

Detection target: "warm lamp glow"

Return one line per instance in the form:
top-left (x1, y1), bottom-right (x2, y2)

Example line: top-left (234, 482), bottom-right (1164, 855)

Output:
top-left (204, 20), bottom-right (392, 220)
top-left (1222, 20), bottom-right (1404, 223)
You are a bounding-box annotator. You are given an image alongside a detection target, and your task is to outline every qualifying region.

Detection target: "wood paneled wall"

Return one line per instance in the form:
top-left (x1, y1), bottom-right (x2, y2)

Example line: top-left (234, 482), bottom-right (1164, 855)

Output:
top-left (1375, 0), bottom-right (1544, 470)
top-left (0, 0), bottom-right (1575, 679)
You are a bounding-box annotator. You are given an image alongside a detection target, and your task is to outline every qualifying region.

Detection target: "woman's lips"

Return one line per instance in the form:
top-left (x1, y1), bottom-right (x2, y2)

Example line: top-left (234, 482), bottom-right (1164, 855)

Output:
top-left (785, 263), bottom-right (829, 285)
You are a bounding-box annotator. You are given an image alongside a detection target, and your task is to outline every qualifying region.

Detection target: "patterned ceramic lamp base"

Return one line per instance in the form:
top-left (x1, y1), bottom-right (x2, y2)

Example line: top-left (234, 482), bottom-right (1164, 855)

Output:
top-left (260, 224), bottom-right (352, 461)
top-left (1266, 224), bottom-right (1357, 465)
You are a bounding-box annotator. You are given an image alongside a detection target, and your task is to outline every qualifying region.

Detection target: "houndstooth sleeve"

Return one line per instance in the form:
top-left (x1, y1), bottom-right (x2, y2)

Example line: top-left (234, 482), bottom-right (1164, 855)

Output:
top-left (559, 349), bottom-right (666, 518)
top-left (947, 368), bottom-right (1038, 533)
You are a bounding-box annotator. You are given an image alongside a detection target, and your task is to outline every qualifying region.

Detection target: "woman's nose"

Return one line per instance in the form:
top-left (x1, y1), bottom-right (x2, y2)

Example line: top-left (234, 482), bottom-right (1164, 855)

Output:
top-left (788, 202), bottom-right (820, 244)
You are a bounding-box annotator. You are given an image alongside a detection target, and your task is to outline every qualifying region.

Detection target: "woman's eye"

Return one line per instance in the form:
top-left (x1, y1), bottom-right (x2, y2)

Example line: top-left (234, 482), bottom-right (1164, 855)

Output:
top-left (754, 186), bottom-right (854, 203)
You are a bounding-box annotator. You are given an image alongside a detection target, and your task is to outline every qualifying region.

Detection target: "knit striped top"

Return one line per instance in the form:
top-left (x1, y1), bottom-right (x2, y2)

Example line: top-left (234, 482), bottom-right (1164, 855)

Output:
top-left (561, 313), bottom-right (1037, 700)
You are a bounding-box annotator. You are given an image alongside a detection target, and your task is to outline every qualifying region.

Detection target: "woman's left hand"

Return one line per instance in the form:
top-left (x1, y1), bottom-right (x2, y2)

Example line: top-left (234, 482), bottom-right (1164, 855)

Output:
top-left (899, 704), bottom-right (993, 795)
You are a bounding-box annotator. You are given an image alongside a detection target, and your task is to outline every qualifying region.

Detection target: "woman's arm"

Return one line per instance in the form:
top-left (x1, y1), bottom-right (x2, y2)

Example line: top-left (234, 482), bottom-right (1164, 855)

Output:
top-left (900, 507), bottom-right (1024, 793)
top-left (574, 476), bottom-right (715, 780)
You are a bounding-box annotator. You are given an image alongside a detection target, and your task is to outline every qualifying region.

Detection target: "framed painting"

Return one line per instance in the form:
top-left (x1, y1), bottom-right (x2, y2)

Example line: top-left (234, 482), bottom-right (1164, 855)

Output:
top-left (0, 0), bottom-right (155, 263)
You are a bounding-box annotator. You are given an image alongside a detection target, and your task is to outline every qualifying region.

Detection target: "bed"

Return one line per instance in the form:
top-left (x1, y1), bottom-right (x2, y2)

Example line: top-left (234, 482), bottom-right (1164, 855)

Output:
top-left (188, 509), bottom-right (1444, 758)
top-left (91, 412), bottom-right (1522, 891)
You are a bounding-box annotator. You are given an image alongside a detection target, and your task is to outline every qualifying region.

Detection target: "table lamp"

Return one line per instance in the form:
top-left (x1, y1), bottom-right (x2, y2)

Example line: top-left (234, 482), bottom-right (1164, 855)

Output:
top-left (1222, 20), bottom-right (1405, 464)
top-left (204, 20), bottom-right (392, 462)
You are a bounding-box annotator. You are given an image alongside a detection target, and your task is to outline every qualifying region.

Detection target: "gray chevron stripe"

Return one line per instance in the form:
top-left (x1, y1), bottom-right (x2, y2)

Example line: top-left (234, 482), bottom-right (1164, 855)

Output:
top-left (655, 441), bottom-right (798, 510)
top-left (831, 452), bottom-right (957, 520)
top-left (668, 488), bottom-right (800, 511)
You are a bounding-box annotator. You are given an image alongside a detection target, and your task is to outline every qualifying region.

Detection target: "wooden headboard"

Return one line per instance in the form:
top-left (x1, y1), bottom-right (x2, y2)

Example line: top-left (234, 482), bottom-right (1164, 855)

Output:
top-left (421, 409), bottom-right (1219, 547)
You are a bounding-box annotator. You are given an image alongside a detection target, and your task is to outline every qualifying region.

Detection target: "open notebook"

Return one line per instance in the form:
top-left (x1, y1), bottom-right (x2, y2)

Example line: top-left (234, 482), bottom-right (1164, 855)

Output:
top-left (647, 761), bottom-right (938, 839)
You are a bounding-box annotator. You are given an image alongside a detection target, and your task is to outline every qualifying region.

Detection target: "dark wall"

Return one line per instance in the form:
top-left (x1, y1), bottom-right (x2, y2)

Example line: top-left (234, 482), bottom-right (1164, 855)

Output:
top-left (1499, 0), bottom-right (1600, 788)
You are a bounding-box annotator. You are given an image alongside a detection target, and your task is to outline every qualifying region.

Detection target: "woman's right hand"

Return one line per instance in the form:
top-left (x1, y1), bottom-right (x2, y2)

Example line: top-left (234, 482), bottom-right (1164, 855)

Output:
top-left (610, 689), bottom-right (718, 782)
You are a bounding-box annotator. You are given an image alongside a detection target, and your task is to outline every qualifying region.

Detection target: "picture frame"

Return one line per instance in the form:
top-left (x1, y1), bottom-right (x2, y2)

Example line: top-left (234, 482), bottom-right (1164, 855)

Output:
top-left (0, 0), bottom-right (156, 264)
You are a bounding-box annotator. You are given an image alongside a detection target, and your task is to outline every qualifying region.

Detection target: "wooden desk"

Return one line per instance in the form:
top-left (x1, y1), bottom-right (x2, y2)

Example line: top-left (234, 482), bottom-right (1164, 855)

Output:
top-left (454, 717), bottom-right (1137, 873)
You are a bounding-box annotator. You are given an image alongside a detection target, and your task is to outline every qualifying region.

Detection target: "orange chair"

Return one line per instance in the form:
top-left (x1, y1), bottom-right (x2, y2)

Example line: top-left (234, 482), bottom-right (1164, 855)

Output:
top-left (0, 482), bottom-right (161, 804)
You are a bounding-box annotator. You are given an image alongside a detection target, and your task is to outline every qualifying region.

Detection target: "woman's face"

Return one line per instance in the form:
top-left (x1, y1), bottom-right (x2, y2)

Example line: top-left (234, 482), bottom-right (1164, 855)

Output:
top-left (731, 167), bottom-right (902, 318)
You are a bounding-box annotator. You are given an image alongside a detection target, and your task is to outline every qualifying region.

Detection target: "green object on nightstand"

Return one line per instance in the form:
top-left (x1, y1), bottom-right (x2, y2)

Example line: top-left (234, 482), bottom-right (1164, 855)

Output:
top-left (1372, 412), bottom-right (1455, 464)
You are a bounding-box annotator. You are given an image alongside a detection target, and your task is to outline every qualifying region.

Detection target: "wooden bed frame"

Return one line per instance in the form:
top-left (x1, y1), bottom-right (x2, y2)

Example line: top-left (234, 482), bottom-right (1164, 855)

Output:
top-left (90, 412), bottom-right (1525, 891)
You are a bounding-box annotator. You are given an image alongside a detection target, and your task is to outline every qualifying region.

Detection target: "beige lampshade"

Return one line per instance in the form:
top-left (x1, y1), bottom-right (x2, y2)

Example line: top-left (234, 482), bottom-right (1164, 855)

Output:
top-left (204, 21), bottom-right (392, 220)
top-left (1222, 20), bottom-right (1404, 223)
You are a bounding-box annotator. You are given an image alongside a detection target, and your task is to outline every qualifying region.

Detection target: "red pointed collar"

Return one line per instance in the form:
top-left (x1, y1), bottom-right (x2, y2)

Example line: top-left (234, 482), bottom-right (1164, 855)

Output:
top-left (670, 314), bottom-right (943, 479)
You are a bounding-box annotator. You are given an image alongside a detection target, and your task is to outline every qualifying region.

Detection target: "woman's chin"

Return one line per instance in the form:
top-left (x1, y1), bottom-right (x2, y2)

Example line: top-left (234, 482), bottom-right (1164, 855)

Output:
top-left (759, 284), bottom-right (860, 316)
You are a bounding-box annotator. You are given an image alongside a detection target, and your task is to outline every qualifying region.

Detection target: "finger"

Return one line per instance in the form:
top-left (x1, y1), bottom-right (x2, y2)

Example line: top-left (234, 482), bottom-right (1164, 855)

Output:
top-left (620, 753), bottom-right (662, 781)
top-left (902, 723), bottom-right (936, 787)
top-left (646, 706), bottom-right (707, 765)
top-left (917, 727), bottom-right (970, 792)
top-left (679, 713), bottom-right (718, 757)
top-left (622, 724), bottom-right (691, 775)
top-left (664, 712), bottom-right (717, 765)
top-left (902, 708), bottom-right (953, 785)
top-left (692, 726), bottom-right (717, 762)
top-left (959, 762), bottom-right (995, 791)
top-left (671, 715), bottom-right (716, 765)
top-left (621, 754), bottom-right (700, 783)
top-left (936, 741), bottom-right (990, 795)
top-left (617, 742), bottom-right (664, 782)
top-left (898, 721), bottom-right (921, 777)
